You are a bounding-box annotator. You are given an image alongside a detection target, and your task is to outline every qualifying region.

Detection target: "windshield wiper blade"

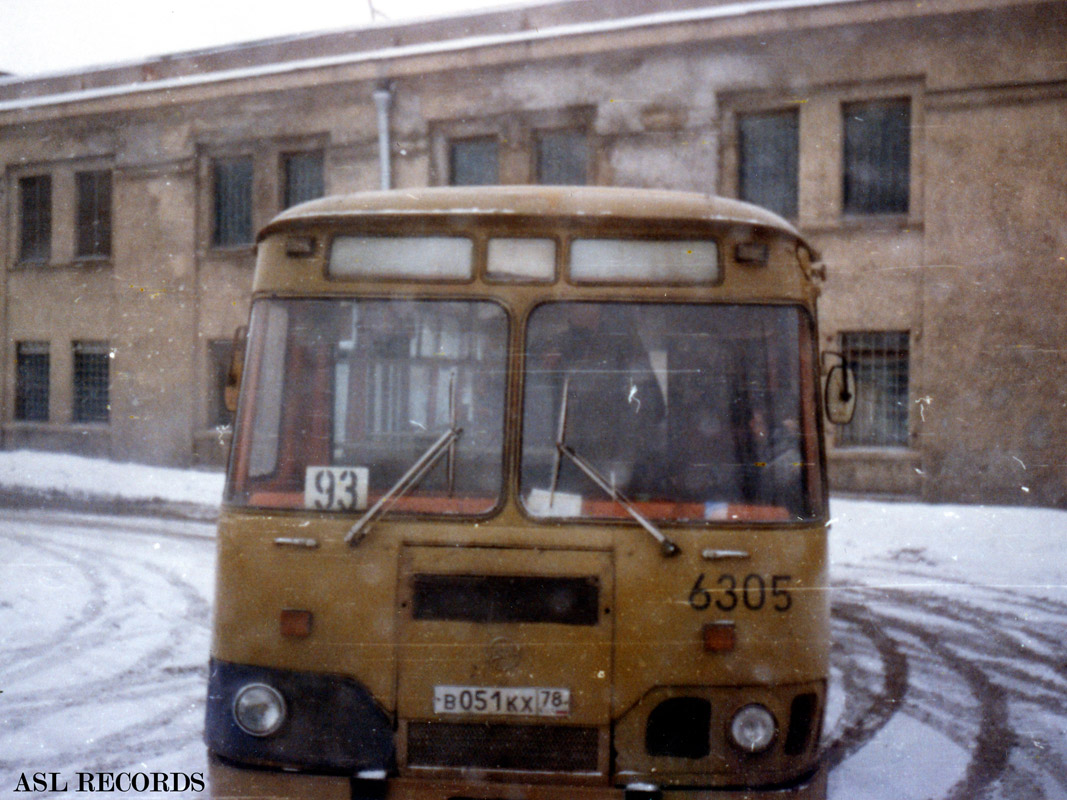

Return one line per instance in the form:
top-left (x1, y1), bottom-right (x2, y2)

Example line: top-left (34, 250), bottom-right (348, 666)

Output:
top-left (552, 375), bottom-right (680, 558)
top-left (346, 369), bottom-right (462, 547)
top-left (555, 442), bottom-right (680, 557)
top-left (345, 424), bottom-right (462, 546)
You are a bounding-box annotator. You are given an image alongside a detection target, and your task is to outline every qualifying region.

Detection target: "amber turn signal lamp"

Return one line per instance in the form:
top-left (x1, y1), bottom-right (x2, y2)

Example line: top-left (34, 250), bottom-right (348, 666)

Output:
top-left (279, 609), bottom-right (313, 637)
top-left (702, 621), bottom-right (736, 652)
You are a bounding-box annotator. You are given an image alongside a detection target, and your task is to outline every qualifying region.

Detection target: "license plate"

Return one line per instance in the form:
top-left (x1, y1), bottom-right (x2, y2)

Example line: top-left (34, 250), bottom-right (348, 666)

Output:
top-left (433, 685), bottom-right (571, 717)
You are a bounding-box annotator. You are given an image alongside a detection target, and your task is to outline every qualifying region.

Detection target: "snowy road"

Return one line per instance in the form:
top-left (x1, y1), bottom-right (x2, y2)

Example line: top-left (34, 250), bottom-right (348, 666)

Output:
top-left (1, 504), bottom-right (1065, 799)
top-left (0, 511), bottom-right (214, 790)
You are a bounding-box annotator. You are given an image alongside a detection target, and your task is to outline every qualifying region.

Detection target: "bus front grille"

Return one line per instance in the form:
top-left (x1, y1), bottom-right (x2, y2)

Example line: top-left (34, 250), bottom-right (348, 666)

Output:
top-left (406, 721), bottom-right (600, 772)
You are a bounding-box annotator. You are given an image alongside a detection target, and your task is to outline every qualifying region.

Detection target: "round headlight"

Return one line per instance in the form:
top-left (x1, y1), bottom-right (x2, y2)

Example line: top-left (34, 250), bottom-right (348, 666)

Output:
top-left (233, 683), bottom-right (287, 737)
top-left (729, 704), bottom-right (776, 753)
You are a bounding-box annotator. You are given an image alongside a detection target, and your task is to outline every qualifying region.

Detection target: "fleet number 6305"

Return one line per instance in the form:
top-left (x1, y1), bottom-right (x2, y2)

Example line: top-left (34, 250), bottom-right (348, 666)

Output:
top-left (688, 573), bottom-right (793, 612)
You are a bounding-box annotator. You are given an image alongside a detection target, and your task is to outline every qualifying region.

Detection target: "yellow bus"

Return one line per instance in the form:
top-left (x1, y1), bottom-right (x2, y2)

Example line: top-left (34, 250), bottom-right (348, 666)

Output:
top-left (206, 186), bottom-right (830, 800)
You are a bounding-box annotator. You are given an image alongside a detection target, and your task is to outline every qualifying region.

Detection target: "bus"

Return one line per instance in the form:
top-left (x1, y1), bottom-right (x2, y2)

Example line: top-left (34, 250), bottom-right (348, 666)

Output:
top-left (206, 186), bottom-right (831, 800)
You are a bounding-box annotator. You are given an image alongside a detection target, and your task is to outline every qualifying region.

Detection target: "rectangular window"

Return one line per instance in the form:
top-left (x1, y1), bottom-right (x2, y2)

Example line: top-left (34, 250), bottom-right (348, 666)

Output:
top-left (212, 156), bottom-right (254, 247)
top-left (738, 109), bottom-right (799, 219)
top-left (230, 298), bottom-right (508, 516)
top-left (570, 239), bottom-right (719, 284)
top-left (843, 99), bottom-right (910, 215)
top-left (330, 236), bottom-right (473, 280)
top-left (282, 151), bottom-right (325, 208)
top-left (536, 129), bottom-right (588, 186)
top-left (208, 339), bottom-right (236, 427)
top-left (837, 331), bottom-right (909, 447)
top-left (15, 342), bottom-right (50, 422)
top-left (76, 170), bottom-right (112, 258)
top-left (73, 341), bottom-right (110, 423)
top-left (19, 175), bottom-right (52, 263)
top-left (450, 137), bottom-right (499, 186)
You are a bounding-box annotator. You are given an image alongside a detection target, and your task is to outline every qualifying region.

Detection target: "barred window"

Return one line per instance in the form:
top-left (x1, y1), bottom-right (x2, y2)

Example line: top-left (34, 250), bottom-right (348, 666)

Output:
top-left (837, 331), bottom-right (910, 447)
top-left (282, 151), bottom-right (324, 209)
top-left (76, 170), bottom-right (112, 258)
top-left (15, 342), bottom-right (50, 422)
top-left (843, 99), bottom-right (910, 215)
top-left (450, 137), bottom-right (498, 186)
top-left (73, 341), bottom-right (110, 423)
top-left (738, 109), bottom-right (799, 219)
top-left (212, 156), bottom-right (254, 247)
top-left (208, 339), bottom-right (236, 427)
top-left (536, 129), bottom-right (588, 185)
top-left (19, 175), bottom-right (52, 263)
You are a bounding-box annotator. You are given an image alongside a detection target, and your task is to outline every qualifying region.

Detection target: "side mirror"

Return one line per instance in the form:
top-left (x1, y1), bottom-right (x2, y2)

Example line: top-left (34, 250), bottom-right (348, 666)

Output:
top-left (824, 362), bottom-right (856, 426)
top-left (224, 326), bottom-right (248, 414)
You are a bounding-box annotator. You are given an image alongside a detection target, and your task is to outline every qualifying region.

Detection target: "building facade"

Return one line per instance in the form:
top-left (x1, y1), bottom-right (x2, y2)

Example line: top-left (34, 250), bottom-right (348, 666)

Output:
top-left (1, 0), bottom-right (1065, 507)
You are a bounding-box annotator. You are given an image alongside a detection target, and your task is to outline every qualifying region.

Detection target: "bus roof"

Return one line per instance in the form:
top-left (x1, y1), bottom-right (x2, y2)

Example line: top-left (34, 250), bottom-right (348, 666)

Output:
top-left (260, 186), bottom-right (811, 249)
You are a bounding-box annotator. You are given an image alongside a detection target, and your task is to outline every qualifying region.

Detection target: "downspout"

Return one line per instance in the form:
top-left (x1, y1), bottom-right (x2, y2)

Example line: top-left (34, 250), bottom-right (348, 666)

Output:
top-left (373, 86), bottom-right (392, 191)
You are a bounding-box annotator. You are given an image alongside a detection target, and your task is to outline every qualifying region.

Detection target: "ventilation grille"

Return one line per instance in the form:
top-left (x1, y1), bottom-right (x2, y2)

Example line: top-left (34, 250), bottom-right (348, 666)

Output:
top-left (407, 722), bottom-right (599, 772)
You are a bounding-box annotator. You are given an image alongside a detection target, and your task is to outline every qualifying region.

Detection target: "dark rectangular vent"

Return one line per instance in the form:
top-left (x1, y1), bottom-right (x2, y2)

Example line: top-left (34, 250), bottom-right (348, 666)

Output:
top-left (407, 722), bottom-right (599, 772)
top-left (411, 574), bottom-right (599, 626)
top-left (785, 692), bottom-right (819, 755)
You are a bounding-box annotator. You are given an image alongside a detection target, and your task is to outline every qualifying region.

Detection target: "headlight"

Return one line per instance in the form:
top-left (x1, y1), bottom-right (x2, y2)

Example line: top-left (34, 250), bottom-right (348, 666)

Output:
top-left (233, 683), bottom-right (287, 736)
top-left (729, 704), bottom-right (776, 753)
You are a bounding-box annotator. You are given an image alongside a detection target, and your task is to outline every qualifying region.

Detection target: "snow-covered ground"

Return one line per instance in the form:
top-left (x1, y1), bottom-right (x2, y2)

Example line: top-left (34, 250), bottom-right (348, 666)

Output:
top-left (0, 450), bottom-right (225, 509)
top-left (0, 450), bottom-right (1065, 799)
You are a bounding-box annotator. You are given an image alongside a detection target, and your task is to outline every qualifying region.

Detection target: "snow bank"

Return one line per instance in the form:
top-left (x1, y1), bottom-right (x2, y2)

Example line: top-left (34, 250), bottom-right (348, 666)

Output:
top-left (0, 449), bottom-right (224, 508)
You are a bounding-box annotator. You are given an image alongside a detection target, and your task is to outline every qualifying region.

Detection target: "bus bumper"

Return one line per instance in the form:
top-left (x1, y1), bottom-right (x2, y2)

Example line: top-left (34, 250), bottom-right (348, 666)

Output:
top-left (208, 757), bottom-right (826, 800)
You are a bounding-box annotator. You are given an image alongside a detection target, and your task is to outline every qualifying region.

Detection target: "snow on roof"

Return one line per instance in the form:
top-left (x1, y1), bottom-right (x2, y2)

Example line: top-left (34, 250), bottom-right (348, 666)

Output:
top-left (261, 186), bottom-right (807, 242)
top-left (0, 0), bottom-right (861, 114)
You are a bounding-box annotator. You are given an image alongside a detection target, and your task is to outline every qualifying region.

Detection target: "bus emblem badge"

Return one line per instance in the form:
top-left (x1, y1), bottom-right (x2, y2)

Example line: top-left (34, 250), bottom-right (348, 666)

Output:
top-left (486, 636), bottom-right (522, 673)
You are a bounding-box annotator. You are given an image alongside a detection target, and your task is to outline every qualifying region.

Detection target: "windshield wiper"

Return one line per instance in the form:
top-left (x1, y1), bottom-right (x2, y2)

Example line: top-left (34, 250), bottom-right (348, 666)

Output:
top-left (550, 376), bottom-right (680, 558)
top-left (346, 371), bottom-right (462, 547)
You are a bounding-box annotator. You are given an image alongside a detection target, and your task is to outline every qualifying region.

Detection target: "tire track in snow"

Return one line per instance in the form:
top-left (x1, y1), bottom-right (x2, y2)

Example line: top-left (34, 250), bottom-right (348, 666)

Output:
top-left (0, 512), bottom-right (214, 777)
top-left (828, 563), bottom-right (1067, 799)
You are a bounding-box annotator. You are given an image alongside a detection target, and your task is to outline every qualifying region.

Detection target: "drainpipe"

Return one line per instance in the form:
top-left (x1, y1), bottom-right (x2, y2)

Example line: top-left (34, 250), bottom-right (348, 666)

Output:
top-left (373, 86), bottom-right (393, 190)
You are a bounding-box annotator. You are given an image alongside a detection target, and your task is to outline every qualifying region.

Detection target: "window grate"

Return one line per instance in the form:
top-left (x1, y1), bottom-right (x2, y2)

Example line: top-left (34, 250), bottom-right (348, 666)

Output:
top-left (536, 129), bottom-right (588, 186)
top-left (843, 99), bottom-right (910, 215)
top-left (283, 151), bottom-right (324, 208)
top-left (837, 331), bottom-right (909, 447)
top-left (76, 170), bottom-right (112, 258)
top-left (449, 137), bottom-right (499, 186)
top-left (213, 156), bottom-right (253, 247)
top-left (15, 342), bottom-right (50, 422)
top-left (19, 175), bottom-right (52, 263)
top-left (738, 109), bottom-right (799, 219)
top-left (73, 341), bottom-right (110, 423)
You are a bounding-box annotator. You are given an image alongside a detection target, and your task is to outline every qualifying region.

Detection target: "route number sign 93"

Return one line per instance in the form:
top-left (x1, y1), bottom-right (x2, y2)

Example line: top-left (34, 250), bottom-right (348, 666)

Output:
top-left (303, 466), bottom-right (369, 511)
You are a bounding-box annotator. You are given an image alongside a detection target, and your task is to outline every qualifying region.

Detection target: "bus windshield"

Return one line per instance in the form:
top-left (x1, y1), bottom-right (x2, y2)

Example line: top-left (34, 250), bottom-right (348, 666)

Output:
top-left (520, 302), bottom-right (820, 523)
top-left (228, 297), bottom-right (508, 514)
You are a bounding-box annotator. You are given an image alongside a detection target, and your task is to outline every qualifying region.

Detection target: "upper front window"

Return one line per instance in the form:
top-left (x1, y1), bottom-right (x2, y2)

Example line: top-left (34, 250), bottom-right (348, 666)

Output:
top-left (329, 236), bottom-right (473, 281)
top-left (520, 302), bottom-right (821, 523)
top-left (570, 239), bottom-right (719, 284)
top-left (228, 298), bottom-right (508, 515)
